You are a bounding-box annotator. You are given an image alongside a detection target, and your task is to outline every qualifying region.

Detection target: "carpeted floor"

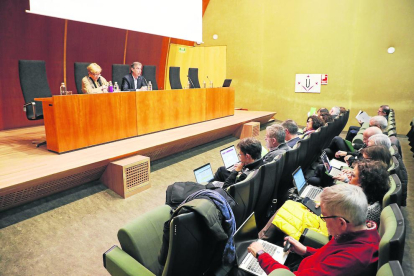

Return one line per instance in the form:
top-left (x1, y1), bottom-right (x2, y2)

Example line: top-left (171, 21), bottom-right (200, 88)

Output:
top-left (0, 125), bottom-right (412, 275)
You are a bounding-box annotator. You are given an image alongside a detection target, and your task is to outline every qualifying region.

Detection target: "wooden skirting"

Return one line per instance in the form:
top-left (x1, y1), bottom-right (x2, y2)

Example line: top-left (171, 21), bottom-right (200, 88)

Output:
top-left (0, 110), bottom-right (275, 210)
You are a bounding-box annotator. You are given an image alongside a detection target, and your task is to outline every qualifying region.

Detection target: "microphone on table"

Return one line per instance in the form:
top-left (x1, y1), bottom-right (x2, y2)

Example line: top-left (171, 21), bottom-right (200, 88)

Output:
top-left (141, 76), bottom-right (148, 86)
top-left (187, 75), bottom-right (195, 88)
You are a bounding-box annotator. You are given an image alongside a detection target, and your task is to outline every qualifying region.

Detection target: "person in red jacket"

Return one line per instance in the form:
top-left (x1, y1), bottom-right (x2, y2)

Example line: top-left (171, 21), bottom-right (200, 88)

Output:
top-left (248, 184), bottom-right (380, 276)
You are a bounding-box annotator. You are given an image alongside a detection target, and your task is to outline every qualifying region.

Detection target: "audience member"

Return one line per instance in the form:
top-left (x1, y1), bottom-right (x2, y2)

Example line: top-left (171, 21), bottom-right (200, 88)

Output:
top-left (339, 107), bottom-right (347, 114)
top-left (121, 62), bottom-right (147, 91)
top-left (81, 63), bottom-right (109, 94)
top-left (303, 115), bottom-right (324, 138)
top-left (329, 106), bottom-right (340, 118)
top-left (213, 137), bottom-right (263, 189)
top-left (250, 184), bottom-right (380, 275)
top-left (320, 113), bottom-right (333, 124)
top-left (282, 120), bottom-right (301, 148)
top-left (262, 124), bottom-right (290, 163)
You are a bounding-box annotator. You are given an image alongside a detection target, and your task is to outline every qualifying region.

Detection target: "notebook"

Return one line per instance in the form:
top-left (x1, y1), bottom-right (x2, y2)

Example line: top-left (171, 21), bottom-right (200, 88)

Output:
top-left (329, 159), bottom-right (348, 169)
top-left (193, 163), bottom-right (215, 183)
top-left (234, 213), bottom-right (288, 276)
top-left (223, 79), bottom-right (232, 87)
top-left (292, 166), bottom-right (323, 200)
top-left (220, 145), bottom-right (239, 171)
top-left (321, 151), bottom-right (342, 177)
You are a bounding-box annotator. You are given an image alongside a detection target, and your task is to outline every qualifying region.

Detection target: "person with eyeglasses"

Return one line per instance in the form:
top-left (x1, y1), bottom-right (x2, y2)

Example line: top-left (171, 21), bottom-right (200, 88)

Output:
top-left (81, 63), bottom-right (109, 94)
top-left (248, 184), bottom-right (380, 275)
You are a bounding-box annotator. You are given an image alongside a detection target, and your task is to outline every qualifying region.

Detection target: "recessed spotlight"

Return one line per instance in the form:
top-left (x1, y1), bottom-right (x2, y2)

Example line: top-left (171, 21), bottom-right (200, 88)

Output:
top-left (387, 47), bottom-right (395, 54)
top-left (213, 34), bottom-right (218, 40)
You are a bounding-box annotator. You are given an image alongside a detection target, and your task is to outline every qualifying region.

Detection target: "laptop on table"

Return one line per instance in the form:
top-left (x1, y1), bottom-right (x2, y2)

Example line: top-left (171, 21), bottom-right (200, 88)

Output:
top-left (222, 79), bottom-right (232, 87)
top-left (292, 166), bottom-right (323, 200)
top-left (220, 145), bottom-right (240, 171)
top-left (321, 151), bottom-right (342, 177)
top-left (234, 213), bottom-right (288, 276)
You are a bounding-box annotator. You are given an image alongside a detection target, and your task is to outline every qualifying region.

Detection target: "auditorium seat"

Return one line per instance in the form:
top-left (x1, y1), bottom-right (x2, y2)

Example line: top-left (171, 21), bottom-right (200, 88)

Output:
top-left (169, 66), bottom-right (182, 89)
top-left (378, 203), bottom-right (406, 269)
top-left (382, 174), bottom-right (403, 208)
top-left (74, 62), bottom-right (91, 94)
top-left (103, 200), bottom-right (227, 276)
top-left (143, 65), bottom-right (158, 90)
top-left (112, 64), bottom-right (129, 88)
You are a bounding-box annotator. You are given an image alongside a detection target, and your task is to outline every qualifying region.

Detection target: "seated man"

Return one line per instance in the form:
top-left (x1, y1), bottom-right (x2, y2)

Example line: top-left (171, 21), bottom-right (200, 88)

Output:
top-left (262, 124), bottom-right (291, 163)
top-left (213, 137), bottom-right (264, 189)
top-left (282, 119), bottom-right (301, 148)
top-left (248, 184), bottom-right (380, 275)
top-left (121, 61), bottom-right (147, 91)
top-left (345, 105), bottom-right (390, 141)
top-left (329, 106), bottom-right (340, 119)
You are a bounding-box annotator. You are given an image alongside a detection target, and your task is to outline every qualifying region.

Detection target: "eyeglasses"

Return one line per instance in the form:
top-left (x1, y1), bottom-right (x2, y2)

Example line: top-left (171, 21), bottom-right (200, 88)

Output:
top-left (320, 215), bottom-right (350, 223)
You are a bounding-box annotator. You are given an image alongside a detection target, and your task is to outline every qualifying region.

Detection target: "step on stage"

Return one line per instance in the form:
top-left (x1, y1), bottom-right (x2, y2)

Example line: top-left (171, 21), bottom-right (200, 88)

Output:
top-left (0, 110), bottom-right (275, 211)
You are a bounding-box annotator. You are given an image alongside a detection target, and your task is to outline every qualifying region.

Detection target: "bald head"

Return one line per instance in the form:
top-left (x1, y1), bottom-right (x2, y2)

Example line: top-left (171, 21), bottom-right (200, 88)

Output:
top-left (363, 127), bottom-right (383, 145)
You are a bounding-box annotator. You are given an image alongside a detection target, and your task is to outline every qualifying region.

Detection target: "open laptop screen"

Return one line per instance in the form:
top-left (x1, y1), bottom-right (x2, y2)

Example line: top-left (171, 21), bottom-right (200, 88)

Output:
top-left (220, 146), bottom-right (239, 169)
top-left (223, 79), bottom-right (232, 87)
top-left (321, 151), bottom-right (332, 172)
top-left (292, 167), bottom-right (306, 193)
top-left (194, 163), bottom-right (214, 183)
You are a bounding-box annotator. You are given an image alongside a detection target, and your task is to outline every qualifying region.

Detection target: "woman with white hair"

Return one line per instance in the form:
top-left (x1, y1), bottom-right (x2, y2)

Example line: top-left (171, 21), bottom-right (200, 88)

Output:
top-left (81, 63), bottom-right (109, 94)
top-left (248, 184), bottom-right (380, 275)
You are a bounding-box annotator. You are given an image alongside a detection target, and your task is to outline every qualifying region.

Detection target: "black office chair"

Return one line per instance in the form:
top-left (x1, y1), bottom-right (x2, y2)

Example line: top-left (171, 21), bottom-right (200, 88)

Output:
top-left (74, 62), bottom-right (91, 94)
top-left (143, 65), bottom-right (158, 90)
top-left (169, 67), bottom-right (182, 89)
top-left (18, 60), bottom-right (52, 147)
top-left (188, 68), bottom-right (201, 88)
top-left (112, 64), bottom-right (130, 89)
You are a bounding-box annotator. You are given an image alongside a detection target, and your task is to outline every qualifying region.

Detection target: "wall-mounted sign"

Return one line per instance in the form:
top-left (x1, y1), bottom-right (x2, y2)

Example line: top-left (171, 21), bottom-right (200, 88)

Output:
top-left (321, 74), bottom-right (328, 85)
top-left (295, 74), bottom-right (321, 93)
top-left (178, 47), bottom-right (186, 53)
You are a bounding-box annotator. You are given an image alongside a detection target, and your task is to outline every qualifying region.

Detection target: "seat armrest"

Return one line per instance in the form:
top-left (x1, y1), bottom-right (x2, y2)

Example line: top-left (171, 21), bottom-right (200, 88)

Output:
top-left (299, 228), bottom-right (329, 249)
top-left (23, 102), bottom-right (37, 119)
top-left (268, 268), bottom-right (295, 276)
top-left (103, 245), bottom-right (155, 276)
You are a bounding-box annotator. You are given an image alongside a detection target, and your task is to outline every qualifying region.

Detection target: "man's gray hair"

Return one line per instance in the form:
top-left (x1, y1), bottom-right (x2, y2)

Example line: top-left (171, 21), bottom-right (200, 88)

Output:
top-left (320, 184), bottom-right (368, 226)
top-left (368, 134), bottom-right (391, 148)
top-left (281, 119), bottom-right (298, 135)
top-left (330, 107), bottom-right (340, 116)
top-left (370, 116), bottom-right (388, 131)
top-left (130, 61), bottom-right (142, 71)
top-left (266, 124), bottom-right (286, 144)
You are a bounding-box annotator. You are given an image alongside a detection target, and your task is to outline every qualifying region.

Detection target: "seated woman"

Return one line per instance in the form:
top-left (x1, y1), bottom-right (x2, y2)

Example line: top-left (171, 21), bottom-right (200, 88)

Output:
top-left (81, 63), bottom-right (109, 94)
top-left (262, 159), bottom-right (389, 243)
top-left (308, 144), bottom-right (391, 187)
top-left (302, 115), bottom-right (324, 138)
top-left (249, 184), bottom-right (380, 275)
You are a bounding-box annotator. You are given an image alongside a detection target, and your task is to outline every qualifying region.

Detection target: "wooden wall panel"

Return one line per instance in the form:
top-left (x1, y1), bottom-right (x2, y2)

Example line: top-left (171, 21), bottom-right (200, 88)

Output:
top-left (0, 0), bottom-right (64, 130)
top-left (65, 21), bottom-right (126, 93)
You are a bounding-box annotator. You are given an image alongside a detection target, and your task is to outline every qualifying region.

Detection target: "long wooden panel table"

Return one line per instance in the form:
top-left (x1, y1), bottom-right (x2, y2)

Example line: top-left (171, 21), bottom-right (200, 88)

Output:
top-left (36, 87), bottom-right (235, 153)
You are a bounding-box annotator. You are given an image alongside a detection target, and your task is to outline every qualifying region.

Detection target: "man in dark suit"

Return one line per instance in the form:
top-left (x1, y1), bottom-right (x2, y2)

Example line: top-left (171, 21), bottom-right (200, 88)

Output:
top-left (121, 62), bottom-right (147, 91)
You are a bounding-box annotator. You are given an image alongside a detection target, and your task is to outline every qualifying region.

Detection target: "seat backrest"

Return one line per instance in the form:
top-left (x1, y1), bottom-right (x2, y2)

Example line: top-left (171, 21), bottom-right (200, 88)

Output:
top-left (383, 174), bottom-right (402, 208)
top-left (277, 144), bottom-right (301, 208)
top-left (163, 199), bottom-right (225, 276)
top-left (118, 204), bottom-right (172, 275)
top-left (74, 62), bottom-right (91, 94)
top-left (254, 154), bottom-right (285, 229)
top-left (296, 136), bottom-right (311, 170)
top-left (112, 64), bottom-right (130, 88)
top-left (143, 65), bottom-right (158, 90)
top-left (169, 66), bottom-right (182, 89)
top-left (226, 169), bottom-right (262, 227)
top-left (18, 60), bottom-right (52, 119)
top-left (378, 203), bottom-right (406, 269)
top-left (188, 68), bottom-right (201, 88)
top-left (377, 261), bottom-right (405, 276)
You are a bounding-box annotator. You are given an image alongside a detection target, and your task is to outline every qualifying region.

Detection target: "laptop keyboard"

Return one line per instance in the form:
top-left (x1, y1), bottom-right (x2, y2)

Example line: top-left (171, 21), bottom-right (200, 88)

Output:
top-left (307, 187), bottom-right (322, 199)
top-left (246, 241), bottom-right (277, 275)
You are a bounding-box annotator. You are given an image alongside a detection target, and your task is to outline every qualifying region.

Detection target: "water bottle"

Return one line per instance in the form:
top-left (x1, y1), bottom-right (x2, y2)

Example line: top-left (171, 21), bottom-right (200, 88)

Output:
top-left (203, 81), bottom-right (206, 88)
top-left (60, 82), bottom-right (67, 95)
top-left (210, 81), bottom-right (213, 88)
top-left (108, 81), bottom-right (114, 92)
top-left (188, 80), bottom-right (191, 89)
top-left (148, 81), bottom-right (152, 91)
top-left (114, 82), bottom-right (119, 92)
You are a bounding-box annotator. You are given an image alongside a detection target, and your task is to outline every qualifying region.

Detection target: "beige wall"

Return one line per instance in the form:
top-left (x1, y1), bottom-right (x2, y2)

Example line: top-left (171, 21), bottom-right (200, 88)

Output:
top-left (201, 0), bottom-right (414, 133)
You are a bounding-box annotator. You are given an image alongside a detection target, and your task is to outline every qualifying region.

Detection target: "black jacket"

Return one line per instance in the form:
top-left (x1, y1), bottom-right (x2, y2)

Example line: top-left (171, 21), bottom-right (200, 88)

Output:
top-left (121, 74), bottom-right (146, 91)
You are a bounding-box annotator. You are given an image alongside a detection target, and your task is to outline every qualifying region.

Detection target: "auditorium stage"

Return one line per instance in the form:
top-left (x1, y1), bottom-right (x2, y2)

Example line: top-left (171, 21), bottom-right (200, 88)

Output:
top-left (0, 110), bottom-right (275, 211)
